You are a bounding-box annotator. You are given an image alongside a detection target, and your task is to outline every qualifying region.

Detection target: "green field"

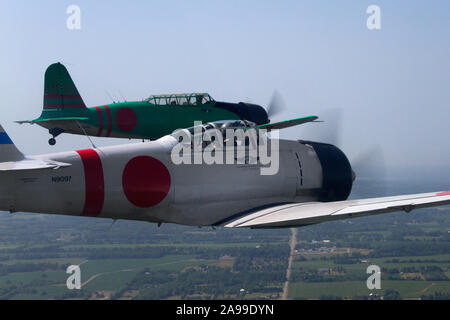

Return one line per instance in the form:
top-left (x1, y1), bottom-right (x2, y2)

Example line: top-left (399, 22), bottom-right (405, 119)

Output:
top-left (288, 280), bottom-right (440, 299)
top-left (287, 252), bottom-right (450, 299)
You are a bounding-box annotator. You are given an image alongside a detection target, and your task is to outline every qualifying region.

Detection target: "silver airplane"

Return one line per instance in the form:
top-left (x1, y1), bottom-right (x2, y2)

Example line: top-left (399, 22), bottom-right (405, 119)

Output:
top-left (0, 120), bottom-right (449, 229)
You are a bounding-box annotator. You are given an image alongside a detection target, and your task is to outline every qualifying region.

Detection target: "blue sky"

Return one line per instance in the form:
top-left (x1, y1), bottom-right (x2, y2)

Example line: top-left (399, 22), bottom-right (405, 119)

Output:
top-left (0, 0), bottom-right (450, 171)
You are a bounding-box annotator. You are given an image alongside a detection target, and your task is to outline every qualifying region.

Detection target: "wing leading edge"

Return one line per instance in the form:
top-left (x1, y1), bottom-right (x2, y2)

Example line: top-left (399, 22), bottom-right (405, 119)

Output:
top-left (0, 159), bottom-right (72, 171)
top-left (258, 116), bottom-right (319, 130)
top-left (222, 191), bottom-right (450, 229)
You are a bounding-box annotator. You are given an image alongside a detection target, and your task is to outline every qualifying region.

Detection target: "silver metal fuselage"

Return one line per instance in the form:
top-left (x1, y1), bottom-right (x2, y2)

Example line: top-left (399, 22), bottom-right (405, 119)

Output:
top-left (0, 136), bottom-right (325, 226)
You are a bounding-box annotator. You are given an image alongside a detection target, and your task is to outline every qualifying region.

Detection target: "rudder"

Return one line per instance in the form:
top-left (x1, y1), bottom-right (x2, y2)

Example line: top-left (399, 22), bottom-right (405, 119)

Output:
top-left (43, 63), bottom-right (87, 110)
top-left (0, 125), bottom-right (24, 162)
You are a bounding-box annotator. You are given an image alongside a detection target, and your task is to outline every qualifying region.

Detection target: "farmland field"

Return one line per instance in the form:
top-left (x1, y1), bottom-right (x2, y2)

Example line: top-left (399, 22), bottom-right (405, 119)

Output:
top-left (0, 175), bottom-right (449, 300)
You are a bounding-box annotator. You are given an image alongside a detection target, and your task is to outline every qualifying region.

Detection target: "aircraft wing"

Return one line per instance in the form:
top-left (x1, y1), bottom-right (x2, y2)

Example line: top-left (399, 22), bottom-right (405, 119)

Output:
top-left (0, 159), bottom-right (72, 171)
top-left (258, 116), bottom-right (319, 130)
top-left (222, 191), bottom-right (450, 228)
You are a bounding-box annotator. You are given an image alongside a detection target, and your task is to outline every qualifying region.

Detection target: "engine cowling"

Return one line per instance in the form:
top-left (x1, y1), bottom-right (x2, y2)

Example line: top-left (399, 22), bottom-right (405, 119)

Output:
top-left (214, 101), bottom-right (269, 125)
top-left (302, 141), bottom-right (353, 202)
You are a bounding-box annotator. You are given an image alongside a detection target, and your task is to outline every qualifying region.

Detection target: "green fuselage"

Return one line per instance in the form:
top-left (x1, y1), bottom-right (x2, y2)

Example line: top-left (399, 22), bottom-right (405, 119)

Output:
top-left (21, 62), bottom-right (270, 143)
top-left (38, 101), bottom-right (243, 140)
top-left (89, 101), bottom-right (241, 139)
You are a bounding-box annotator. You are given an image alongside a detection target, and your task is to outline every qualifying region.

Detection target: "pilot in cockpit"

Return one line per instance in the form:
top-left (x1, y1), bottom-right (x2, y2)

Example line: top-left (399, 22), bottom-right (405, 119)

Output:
top-left (196, 94), bottom-right (204, 105)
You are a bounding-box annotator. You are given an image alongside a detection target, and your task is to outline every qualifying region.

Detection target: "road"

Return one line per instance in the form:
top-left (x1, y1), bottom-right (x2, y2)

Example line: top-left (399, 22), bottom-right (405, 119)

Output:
top-left (281, 228), bottom-right (297, 300)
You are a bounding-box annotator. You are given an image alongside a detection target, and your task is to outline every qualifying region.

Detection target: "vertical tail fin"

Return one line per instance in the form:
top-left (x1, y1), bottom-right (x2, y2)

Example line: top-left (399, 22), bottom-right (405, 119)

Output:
top-left (43, 62), bottom-right (87, 110)
top-left (0, 125), bottom-right (24, 162)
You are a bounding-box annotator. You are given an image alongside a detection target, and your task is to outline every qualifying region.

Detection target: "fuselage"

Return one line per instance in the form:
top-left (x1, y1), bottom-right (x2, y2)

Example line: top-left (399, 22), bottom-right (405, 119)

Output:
top-left (0, 135), bottom-right (353, 226)
top-left (26, 62), bottom-right (271, 143)
top-left (38, 99), bottom-right (269, 141)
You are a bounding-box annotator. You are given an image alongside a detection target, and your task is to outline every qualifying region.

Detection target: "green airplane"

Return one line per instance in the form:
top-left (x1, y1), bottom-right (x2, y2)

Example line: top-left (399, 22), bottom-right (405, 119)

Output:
top-left (17, 63), bottom-right (318, 145)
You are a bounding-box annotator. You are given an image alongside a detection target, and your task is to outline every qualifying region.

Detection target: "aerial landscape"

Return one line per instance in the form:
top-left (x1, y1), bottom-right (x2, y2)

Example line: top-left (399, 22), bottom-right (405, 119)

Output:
top-left (0, 1), bottom-right (449, 305)
top-left (0, 172), bottom-right (448, 300)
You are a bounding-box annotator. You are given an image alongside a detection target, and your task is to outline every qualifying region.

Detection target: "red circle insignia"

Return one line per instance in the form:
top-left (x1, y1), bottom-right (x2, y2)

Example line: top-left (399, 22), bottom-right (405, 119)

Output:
top-left (122, 156), bottom-right (171, 207)
top-left (115, 107), bottom-right (138, 132)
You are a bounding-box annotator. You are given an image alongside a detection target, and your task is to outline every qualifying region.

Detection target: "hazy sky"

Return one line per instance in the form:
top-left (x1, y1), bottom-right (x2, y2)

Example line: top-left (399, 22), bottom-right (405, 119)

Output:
top-left (1, 0), bottom-right (449, 170)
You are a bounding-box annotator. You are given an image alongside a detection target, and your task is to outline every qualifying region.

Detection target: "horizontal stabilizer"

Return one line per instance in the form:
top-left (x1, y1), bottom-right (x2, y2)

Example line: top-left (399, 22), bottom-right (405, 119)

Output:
top-left (0, 159), bottom-right (71, 171)
top-left (258, 116), bottom-right (318, 130)
top-left (16, 117), bottom-right (89, 125)
top-left (223, 191), bottom-right (450, 228)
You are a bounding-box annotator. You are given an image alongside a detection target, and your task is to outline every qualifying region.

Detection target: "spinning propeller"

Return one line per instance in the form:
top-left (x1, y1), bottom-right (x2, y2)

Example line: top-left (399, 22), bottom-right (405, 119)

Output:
top-left (266, 90), bottom-right (287, 121)
top-left (261, 91), bottom-right (386, 196)
top-left (300, 108), bottom-right (387, 196)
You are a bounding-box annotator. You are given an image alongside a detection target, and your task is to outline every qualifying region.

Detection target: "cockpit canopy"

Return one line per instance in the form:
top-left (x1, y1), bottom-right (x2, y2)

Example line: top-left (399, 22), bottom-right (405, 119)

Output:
top-left (172, 120), bottom-right (256, 137)
top-left (146, 93), bottom-right (215, 106)
top-left (171, 120), bottom-right (264, 149)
